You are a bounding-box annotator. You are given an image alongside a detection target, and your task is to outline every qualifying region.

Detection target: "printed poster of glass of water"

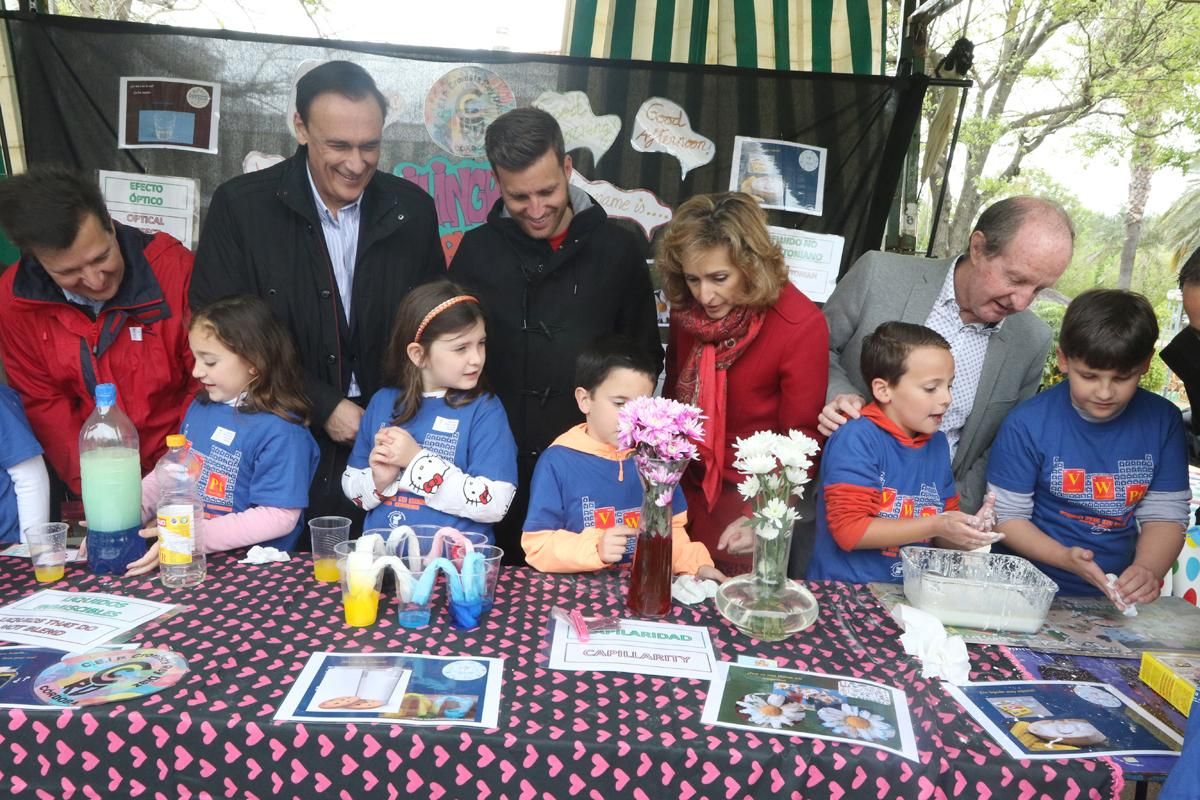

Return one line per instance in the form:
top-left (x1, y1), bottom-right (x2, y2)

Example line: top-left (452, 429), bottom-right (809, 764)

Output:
top-left (118, 77), bottom-right (220, 154)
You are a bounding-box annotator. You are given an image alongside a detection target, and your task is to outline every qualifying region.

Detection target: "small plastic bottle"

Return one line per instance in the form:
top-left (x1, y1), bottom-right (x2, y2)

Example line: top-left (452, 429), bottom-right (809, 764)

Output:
top-left (155, 434), bottom-right (205, 588)
top-left (79, 383), bottom-right (144, 575)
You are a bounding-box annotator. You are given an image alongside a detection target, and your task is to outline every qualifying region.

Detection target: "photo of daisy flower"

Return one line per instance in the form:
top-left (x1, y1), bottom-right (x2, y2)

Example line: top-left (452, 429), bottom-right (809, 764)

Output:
top-left (736, 692), bottom-right (806, 729)
top-left (817, 704), bottom-right (897, 741)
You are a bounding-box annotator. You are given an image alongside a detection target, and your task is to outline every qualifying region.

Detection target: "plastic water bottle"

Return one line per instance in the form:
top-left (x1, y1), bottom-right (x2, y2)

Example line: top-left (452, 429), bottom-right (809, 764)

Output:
top-left (80, 383), bottom-right (144, 575)
top-left (155, 435), bottom-right (205, 588)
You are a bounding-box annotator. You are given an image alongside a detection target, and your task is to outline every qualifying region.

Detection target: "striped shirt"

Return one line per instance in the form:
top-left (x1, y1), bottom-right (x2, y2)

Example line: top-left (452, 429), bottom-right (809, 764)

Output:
top-left (923, 259), bottom-right (1003, 456)
top-left (307, 166), bottom-right (363, 397)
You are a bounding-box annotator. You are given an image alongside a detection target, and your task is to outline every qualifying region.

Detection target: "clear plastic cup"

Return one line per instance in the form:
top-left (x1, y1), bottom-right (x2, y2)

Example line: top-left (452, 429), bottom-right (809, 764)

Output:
top-left (26, 523), bottom-right (69, 583)
top-left (396, 562), bottom-right (435, 629)
top-left (310, 516), bottom-right (351, 582)
top-left (447, 544), bottom-right (503, 630)
top-left (336, 540), bottom-right (383, 627)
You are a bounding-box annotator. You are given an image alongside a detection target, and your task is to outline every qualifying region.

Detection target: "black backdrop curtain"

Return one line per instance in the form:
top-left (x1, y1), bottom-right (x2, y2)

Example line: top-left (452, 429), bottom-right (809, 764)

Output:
top-left (3, 12), bottom-right (925, 279)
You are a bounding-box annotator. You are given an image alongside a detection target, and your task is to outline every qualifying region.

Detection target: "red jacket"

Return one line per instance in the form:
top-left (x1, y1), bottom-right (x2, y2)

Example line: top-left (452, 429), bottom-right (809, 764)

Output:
top-left (0, 224), bottom-right (195, 494)
top-left (665, 282), bottom-right (829, 574)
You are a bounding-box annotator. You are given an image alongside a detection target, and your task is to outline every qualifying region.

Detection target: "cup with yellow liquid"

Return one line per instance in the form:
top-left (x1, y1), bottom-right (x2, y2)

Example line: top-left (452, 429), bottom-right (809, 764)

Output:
top-left (309, 516), bottom-right (351, 582)
top-left (336, 541), bottom-right (383, 627)
top-left (26, 522), bottom-right (68, 583)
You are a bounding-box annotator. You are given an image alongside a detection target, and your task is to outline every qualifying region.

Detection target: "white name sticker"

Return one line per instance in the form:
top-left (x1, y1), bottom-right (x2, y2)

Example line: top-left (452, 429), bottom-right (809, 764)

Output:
top-left (129, 327), bottom-right (143, 342)
top-left (211, 426), bottom-right (236, 446)
top-left (432, 416), bottom-right (459, 434)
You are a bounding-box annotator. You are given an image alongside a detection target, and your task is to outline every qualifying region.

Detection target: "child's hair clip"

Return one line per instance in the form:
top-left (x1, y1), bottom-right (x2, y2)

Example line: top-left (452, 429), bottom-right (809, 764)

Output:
top-left (550, 606), bottom-right (620, 642)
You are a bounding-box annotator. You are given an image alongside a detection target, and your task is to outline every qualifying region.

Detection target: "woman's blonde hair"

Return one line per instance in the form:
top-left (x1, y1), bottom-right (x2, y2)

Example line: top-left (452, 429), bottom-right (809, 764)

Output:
top-left (655, 192), bottom-right (788, 309)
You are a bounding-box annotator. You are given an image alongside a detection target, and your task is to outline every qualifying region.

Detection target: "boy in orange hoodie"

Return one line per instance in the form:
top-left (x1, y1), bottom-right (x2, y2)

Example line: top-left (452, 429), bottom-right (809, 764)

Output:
top-left (522, 336), bottom-right (721, 578)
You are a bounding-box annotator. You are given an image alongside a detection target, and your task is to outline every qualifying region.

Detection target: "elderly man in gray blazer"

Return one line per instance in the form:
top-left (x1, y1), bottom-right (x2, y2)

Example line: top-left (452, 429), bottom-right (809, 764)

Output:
top-left (818, 196), bottom-right (1074, 514)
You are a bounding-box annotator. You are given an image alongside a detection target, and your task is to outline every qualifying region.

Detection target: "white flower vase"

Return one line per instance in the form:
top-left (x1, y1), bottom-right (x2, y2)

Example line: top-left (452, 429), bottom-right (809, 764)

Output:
top-left (715, 514), bottom-right (819, 640)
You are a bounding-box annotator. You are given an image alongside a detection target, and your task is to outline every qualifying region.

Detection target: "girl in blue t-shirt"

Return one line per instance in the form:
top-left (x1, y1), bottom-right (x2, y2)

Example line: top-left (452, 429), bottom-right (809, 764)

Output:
top-left (343, 281), bottom-right (517, 543)
top-left (123, 295), bottom-right (319, 575)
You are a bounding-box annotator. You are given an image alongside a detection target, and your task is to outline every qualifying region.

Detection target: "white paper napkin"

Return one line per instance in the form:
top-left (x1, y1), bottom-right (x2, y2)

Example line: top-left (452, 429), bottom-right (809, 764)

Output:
top-left (890, 603), bottom-right (971, 683)
top-left (671, 574), bottom-right (719, 605)
top-left (240, 546), bottom-right (291, 564)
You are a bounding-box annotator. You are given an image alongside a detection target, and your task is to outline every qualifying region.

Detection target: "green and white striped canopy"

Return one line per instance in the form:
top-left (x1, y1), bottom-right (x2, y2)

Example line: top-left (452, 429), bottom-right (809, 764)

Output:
top-left (563, 0), bottom-right (886, 74)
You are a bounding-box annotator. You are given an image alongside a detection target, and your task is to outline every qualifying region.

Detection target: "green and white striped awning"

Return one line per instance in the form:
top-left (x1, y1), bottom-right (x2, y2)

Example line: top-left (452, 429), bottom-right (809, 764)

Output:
top-left (563, 0), bottom-right (886, 74)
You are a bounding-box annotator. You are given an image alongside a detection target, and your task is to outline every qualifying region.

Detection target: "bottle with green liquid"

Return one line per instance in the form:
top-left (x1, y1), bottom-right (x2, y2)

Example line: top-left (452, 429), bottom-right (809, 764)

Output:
top-left (80, 383), bottom-right (145, 575)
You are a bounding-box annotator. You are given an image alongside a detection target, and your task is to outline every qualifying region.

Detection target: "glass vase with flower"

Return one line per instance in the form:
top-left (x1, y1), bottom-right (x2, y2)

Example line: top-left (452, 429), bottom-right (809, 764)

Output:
top-left (715, 429), bottom-right (822, 640)
top-left (616, 396), bottom-right (705, 617)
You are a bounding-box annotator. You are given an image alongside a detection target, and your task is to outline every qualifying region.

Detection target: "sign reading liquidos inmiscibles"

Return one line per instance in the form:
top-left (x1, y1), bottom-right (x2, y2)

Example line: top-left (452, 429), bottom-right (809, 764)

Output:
top-left (99, 170), bottom-right (198, 247)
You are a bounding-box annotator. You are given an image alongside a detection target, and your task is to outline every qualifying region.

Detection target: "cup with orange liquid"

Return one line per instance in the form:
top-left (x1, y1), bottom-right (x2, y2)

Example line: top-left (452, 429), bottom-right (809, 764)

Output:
top-left (336, 540), bottom-right (383, 627)
top-left (309, 516), bottom-right (351, 583)
top-left (26, 522), bottom-right (68, 583)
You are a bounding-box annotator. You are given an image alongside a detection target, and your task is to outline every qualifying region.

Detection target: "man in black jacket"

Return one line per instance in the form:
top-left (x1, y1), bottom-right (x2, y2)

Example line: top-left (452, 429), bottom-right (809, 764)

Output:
top-left (1162, 248), bottom-right (1200, 478)
top-left (192, 61), bottom-right (445, 524)
top-left (448, 107), bottom-right (662, 563)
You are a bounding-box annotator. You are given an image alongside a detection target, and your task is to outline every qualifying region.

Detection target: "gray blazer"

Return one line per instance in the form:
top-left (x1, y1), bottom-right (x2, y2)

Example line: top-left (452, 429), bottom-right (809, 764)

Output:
top-left (822, 250), bottom-right (1051, 513)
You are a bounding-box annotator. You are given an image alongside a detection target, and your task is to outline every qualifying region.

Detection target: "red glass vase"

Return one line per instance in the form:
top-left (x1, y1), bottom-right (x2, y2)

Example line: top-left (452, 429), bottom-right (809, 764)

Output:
top-left (626, 456), bottom-right (688, 618)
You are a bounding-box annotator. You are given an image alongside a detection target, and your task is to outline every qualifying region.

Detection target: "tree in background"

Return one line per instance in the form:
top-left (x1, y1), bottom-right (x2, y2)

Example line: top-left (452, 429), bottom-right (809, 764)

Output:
top-left (922, 0), bottom-right (1200, 263)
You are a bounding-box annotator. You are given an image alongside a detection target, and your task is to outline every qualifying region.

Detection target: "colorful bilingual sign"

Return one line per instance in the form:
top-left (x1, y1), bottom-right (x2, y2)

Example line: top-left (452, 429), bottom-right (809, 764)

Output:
top-left (395, 156), bottom-right (502, 263)
top-left (630, 97), bottom-right (715, 179)
top-left (532, 90), bottom-right (621, 164)
top-left (425, 66), bottom-right (516, 158)
top-left (568, 171), bottom-right (672, 239)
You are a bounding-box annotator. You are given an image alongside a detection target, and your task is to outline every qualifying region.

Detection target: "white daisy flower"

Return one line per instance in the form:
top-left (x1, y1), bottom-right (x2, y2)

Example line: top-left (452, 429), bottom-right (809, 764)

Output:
top-left (735, 453), bottom-right (777, 476)
top-left (817, 704), bottom-right (896, 741)
top-left (737, 475), bottom-right (761, 501)
top-left (736, 693), bottom-right (806, 729)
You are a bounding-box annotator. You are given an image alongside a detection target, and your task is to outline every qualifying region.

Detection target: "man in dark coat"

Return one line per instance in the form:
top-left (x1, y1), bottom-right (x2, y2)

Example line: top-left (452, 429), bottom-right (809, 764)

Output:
top-left (192, 61), bottom-right (444, 524)
top-left (1161, 248), bottom-right (1200, 477)
top-left (449, 107), bottom-right (662, 563)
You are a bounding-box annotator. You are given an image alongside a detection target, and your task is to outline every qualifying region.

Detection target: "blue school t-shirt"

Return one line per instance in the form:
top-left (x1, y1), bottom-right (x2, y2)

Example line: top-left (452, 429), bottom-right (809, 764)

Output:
top-left (807, 416), bottom-right (957, 583)
top-left (987, 382), bottom-right (1189, 595)
top-left (181, 400), bottom-right (319, 551)
top-left (524, 442), bottom-right (688, 565)
top-left (0, 386), bottom-right (44, 543)
top-left (348, 388), bottom-right (517, 542)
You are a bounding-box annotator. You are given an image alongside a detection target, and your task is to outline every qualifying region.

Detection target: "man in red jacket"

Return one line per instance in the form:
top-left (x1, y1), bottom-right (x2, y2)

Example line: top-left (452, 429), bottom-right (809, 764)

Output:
top-left (0, 167), bottom-right (195, 496)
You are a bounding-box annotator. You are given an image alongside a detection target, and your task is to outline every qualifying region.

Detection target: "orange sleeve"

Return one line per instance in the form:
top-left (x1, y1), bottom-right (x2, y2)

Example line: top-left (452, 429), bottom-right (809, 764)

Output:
top-left (670, 511), bottom-right (715, 575)
top-left (945, 495), bottom-right (960, 512)
top-left (824, 483), bottom-right (883, 551)
top-left (521, 527), bottom-right (609, 573)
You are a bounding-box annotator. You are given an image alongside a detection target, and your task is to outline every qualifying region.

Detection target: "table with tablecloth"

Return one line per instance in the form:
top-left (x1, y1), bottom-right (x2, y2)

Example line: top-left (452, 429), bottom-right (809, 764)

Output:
top-left (0, 553), bottom-right (1126, 798)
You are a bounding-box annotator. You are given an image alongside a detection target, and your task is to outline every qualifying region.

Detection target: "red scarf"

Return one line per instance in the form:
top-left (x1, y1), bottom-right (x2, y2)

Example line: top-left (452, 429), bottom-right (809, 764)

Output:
top-left (674, 303), bottom-right (765, 509)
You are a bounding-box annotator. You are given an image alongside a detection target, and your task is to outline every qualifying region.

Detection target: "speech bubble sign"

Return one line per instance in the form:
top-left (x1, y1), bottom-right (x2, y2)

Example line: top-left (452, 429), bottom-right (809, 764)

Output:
top-left (242, 151), bottom-right (285, 173)
top-left (569, 170), bottom-right (672, 239)
top-left (533, 90), bottom-right (621, 165)
top-left (630, 97), bottom-right (715, 179)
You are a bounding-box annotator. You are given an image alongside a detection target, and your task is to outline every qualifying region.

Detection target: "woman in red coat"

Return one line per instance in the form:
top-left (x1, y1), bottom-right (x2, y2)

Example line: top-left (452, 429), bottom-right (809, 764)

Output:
top-left (660, 192), bottom-right (828, 575)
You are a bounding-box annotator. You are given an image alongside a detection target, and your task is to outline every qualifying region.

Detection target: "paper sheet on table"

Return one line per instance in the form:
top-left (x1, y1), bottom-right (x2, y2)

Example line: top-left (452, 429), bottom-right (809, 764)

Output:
top-left (274, 652), bottom-right (503, 728)
top-left (0, 590), bottom-right (177, 653)
top-left (701, 662), bottom-right (920, 761)
top-left (945, 680), bottom-right (1182, 760)
top-left (547, 618), bottom-right (718, 680)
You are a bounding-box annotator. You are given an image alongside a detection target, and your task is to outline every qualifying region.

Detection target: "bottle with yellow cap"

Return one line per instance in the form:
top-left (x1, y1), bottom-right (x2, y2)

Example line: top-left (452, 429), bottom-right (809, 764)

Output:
top-left (155, 434), bottom-right (205, 588)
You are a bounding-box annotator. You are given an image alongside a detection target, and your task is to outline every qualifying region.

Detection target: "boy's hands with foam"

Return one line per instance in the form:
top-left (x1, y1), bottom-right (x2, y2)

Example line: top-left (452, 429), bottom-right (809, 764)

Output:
top-left (932, 511), bottom-right (1001, 550)
top-left (597, 527), bottom-right (635, 564)
top-left (1113, 563), bottom-right (1160, 606)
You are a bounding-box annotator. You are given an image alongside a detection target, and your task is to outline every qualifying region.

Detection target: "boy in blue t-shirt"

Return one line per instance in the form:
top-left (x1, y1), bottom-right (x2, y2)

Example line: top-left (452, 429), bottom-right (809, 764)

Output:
top-left (807, 322), bottom-right (998, 583)
top-left (988, 289), bottom-right (1189, 605)
top-left (522, 336), bottom-right (720, 579)
top-left (0, 385), bottom-right (49, 543)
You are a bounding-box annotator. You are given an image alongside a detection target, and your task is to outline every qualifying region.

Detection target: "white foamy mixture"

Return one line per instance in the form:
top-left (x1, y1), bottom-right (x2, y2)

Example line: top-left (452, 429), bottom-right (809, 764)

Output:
top-left (913, 579), bottom-right (1046, 633)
